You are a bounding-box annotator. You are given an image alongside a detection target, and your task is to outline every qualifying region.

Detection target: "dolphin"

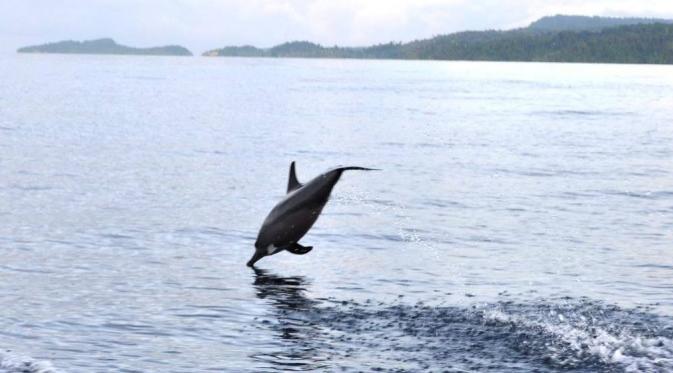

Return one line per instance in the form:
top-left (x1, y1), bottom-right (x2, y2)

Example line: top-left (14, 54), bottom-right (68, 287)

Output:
top-left (247, 161), bottom-right (376, 267)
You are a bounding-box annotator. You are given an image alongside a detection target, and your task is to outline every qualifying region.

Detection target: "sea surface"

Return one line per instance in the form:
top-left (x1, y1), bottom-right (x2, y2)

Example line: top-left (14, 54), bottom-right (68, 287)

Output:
top-left (1, 53), bottom-right (672, 372)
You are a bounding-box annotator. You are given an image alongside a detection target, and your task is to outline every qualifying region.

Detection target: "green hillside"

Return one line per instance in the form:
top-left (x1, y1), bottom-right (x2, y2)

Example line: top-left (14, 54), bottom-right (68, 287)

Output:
top-left (204, 15), bottom-right (673, 64)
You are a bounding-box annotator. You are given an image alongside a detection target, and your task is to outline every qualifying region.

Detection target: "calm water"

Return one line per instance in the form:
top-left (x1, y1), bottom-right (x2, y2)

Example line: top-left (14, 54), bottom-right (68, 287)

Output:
top-left (1, 54), bottom-right (673, 372)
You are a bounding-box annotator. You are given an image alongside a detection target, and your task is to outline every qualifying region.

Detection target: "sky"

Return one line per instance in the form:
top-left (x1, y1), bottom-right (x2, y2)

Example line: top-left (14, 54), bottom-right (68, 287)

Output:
top-left (2, 0), bottom-right (673, 54)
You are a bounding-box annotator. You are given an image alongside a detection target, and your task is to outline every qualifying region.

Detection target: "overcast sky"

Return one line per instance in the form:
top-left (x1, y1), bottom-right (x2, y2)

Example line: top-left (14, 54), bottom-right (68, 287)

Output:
top-left (2, 0), bottom-right (673, 54)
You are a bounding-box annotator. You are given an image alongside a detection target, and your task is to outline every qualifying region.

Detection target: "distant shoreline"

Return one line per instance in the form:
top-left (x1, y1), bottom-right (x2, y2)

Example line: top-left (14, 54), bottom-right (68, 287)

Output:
top-left (199, 55), bottom-right (673, 67)
top-left (15, 51), bottom-right (673, 67)
top-left (16, 15), bottom-right (673, 65)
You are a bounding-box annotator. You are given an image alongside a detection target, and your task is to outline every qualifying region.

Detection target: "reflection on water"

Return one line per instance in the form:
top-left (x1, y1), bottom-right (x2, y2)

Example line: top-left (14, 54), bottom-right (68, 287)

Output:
top-left (252, 268), bottom-right (316, 312)
top-left (251, 269), bottom-right (328, 371)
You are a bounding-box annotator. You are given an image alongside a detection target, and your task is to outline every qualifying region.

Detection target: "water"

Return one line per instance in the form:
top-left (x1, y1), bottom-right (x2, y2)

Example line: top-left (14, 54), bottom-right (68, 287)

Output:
top-left (1, 53), bottom-right (672, 372)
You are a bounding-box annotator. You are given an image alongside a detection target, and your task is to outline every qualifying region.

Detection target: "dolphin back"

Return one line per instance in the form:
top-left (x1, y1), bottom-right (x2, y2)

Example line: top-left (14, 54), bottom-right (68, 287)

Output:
top-left (265, 164), bottom-right (378, 226)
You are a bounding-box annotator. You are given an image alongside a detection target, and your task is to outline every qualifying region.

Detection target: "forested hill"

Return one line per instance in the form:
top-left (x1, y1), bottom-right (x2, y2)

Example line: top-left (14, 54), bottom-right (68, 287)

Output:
top-left (401, 23), bottom-right (673, 64)
top-left (18, 38), bottom-right (192, 56)
top-left (529, 15), bottom-right (673, 31)
top-left (204, 15), bottom-right (673, 65)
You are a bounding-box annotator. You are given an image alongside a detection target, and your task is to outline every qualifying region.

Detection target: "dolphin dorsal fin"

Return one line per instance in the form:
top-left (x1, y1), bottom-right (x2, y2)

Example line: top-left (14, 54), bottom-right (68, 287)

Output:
top-left (287, 161), bottom-right (303, 193)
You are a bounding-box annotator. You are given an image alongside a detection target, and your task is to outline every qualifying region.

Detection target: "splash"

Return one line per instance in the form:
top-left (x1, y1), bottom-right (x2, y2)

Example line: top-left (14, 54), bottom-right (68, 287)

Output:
top-left (480, 301), bottom-right (673, 371)
top-left (254, 294), bottom-right (673, 372)
top-left (0, 350), bottom-right (60, 373)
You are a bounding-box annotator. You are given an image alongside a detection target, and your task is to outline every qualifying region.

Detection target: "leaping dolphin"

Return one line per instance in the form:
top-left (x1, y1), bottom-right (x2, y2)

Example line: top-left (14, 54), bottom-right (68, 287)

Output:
top-left (247, 161), bottom-right (377, 267)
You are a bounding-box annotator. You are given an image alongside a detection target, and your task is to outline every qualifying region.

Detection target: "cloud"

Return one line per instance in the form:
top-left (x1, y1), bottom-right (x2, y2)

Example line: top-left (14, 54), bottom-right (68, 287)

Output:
top-left (2, 0), bottom-right (673, 53)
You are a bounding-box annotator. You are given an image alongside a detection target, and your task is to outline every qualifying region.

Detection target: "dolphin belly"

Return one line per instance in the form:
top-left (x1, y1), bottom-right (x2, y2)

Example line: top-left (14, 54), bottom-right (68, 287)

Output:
top-left (256, 204), bottom-right (325, 249)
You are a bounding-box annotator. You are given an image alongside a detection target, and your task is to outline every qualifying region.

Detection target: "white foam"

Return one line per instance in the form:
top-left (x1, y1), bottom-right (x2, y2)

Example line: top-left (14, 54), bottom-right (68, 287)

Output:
top-left (0, 350), bottom-right (60, 373)
top-left (482, 308), bottom-right (673, 371)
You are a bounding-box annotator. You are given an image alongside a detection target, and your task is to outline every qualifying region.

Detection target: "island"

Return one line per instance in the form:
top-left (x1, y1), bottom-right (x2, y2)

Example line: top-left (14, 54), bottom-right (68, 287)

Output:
top-left (17, 38), bottom-right (192, 56)
top-left (203, 15), bottom-right (673, 64)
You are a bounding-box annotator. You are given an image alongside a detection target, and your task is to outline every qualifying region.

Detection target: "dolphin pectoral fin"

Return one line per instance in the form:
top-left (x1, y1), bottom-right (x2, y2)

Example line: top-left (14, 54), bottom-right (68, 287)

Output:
top-left (286, 243), bottom-right (313, 255)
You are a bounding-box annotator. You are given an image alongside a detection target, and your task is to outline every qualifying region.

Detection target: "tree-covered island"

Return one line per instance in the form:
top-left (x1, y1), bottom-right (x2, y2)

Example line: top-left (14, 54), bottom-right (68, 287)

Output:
top-left (18, 38), bottom-right (192, 56)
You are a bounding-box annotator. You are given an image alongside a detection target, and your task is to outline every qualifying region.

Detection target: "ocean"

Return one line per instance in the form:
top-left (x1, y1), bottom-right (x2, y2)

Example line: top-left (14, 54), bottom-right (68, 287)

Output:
top-left (1, 53), bottom-right (672, 372)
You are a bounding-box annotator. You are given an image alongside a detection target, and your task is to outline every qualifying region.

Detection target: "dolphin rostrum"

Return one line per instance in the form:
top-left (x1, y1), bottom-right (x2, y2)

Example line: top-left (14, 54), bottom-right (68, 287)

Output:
top-left (247, 161), bottom-right (376, 267)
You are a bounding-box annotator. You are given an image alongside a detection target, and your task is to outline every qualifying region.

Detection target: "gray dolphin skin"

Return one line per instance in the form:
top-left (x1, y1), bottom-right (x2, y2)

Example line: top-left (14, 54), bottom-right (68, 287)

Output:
top-left (247, 161), bottom-right (377, 267)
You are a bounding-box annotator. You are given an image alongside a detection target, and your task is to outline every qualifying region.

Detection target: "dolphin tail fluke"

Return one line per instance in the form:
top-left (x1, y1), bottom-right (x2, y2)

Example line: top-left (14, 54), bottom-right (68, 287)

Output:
top-left (336, 166), bottom-right (380, 172)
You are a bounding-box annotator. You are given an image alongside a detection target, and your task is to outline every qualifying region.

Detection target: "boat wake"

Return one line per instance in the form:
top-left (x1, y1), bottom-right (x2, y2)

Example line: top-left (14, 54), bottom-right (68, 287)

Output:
top-left (252, 269), bottom-right (673, 372)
